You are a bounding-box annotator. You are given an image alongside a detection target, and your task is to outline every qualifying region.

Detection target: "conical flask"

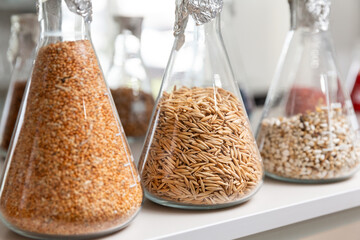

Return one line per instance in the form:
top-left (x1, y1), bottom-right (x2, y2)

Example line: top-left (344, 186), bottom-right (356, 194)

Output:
top-left (256, 0), bottom-right (360, 183)
top-left (106, 16), bottom-right (155, 140)
top-left (0, 14), bottom-right (39, 157)
top-left (0, 0), bottom-right (142, 238)
top-left (138, 0), bottom-right (263, 209)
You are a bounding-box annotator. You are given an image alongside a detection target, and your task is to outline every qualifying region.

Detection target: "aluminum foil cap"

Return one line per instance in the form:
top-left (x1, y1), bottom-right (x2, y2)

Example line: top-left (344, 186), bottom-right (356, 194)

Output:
top-left (305, 0), bottom-right (330, 31)
top-left (174, 0), bottom-right (223, 50)
top-left (290, 0), bottom-right (331, 31)
top-left (65, 0), bottom-right (92, 23)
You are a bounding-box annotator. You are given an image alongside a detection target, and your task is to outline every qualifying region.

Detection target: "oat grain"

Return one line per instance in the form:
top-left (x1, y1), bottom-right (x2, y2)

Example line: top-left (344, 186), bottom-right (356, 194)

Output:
top-left (140, 86), bottom-right (263, 206)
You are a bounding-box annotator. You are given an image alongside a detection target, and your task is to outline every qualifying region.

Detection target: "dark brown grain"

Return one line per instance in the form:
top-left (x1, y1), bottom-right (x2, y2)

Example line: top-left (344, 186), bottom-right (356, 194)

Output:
top-left (0, 81), bottom-right (26, 152)
top-left (111, 87), bottom-right (154, 137)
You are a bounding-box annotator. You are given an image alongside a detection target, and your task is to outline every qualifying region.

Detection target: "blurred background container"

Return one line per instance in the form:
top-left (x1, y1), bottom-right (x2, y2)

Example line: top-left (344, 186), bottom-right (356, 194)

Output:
top-left (0, 0), bottom-right (359, 103)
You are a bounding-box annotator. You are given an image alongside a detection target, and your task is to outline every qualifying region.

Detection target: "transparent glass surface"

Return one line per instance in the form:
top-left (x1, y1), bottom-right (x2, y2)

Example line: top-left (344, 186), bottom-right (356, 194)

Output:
top-left (222, 0), bottom-right (255, 117)
top-left (0, 1), bottom-right (143, 238)
top-left (256, 0), bottom-right (360, 183)
top-left (106, 16), bottom-right (155, 140)
top-left (347, 42), bottom-right (360, 122)
top-left (0, 14), bottom-right (38, 157)
top-left (138, 13), bottom-right (263, 210)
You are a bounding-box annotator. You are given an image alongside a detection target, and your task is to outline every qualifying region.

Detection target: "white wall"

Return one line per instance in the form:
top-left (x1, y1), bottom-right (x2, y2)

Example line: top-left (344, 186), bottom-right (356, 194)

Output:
top-left (0, 0), bottom-right (359, 96)
top-left (221, 0), bottom-right (360, 95)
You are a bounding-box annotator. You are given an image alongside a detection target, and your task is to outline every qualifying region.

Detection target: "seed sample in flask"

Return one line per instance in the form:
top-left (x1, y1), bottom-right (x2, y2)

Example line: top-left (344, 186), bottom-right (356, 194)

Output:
top-left (0, 0), bottom-right (143, 239)
top-left (256, 0), bottom-right (360, 183)
top-left (138, 0), bottom-right (263, 210)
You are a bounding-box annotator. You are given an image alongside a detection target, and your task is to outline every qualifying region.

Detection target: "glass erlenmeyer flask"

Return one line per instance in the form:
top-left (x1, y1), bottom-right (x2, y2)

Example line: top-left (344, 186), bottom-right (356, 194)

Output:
top-left (138, 0), bottom-right (263, 210)
top-left (256, 0), bottom-right (360, 183)
top-left (0, 0), bottom-right (143, 238)
top-left (0, 14), bottom-right (39, 157)
top-left (106, 16), bottom-right (155, 140)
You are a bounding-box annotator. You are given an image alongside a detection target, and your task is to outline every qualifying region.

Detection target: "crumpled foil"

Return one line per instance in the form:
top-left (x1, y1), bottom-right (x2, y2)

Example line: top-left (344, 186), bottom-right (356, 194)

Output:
top-left (174, 0), bottom-right (223, 50)
top-left (305, 0), bottom-right (331, 31)
top-left (65, 0), bottom-right (92, 23)
top-left (188, 0), bottom-right (223, 25)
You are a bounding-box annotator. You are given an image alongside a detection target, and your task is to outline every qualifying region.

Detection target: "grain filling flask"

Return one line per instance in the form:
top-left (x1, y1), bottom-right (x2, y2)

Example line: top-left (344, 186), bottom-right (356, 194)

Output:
top-left (0, 0), bottom-right (143, 239)
top-left (138, 0), bottom-right (264, 210)
top-left (256, 0), bottom-right (360, 183)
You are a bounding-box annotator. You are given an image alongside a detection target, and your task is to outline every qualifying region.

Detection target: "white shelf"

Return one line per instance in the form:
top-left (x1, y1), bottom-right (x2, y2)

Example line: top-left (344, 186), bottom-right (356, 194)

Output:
top-left (0, 109), bottom-right (359, 239)
top-left (0, 171), bottom-right (359, 240)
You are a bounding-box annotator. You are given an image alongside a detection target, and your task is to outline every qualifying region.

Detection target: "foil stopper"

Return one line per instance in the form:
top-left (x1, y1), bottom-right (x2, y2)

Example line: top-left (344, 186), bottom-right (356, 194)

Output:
top-left (65, 0), bottom-right (93, 23)
top-left (305, 0), bottom-right (331, 31)
top-left (188, 0), bottom-right (223, 25)
top-left (174, 0), bottom-right (223, 50)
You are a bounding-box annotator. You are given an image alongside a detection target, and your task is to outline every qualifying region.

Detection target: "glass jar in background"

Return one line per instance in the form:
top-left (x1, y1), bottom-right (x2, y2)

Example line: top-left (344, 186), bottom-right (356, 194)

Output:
top-left (256, 0), bottom-right (360, 183)
top-left (0, 13), bottom-right (39, 157)
top-left (0, 21), bottom-right (13, 134)
top-left (138, 0), bottom-right (263, 210)
top-left (106, 15), bottom-right (155, 142)
top-left (0, 0), bottom-right (143, 238)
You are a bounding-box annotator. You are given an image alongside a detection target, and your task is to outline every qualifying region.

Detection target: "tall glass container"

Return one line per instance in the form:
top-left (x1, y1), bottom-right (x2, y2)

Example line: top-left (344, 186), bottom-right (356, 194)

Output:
top-left (0, 0), bottom-right (143, 239)
top-left (0, 14), bottom-right (39, 157)
top-left (256, 0), bottom-right (360, 183)
top-left (138, 0), bottom-right (263, 210)
top-left (106, 16), bottom-right (155, 140)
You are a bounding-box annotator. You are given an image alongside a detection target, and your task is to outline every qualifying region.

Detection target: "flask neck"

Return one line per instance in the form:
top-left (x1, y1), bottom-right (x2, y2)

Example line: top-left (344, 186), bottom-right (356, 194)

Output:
top-left (112, 31), bottom-right (142, 66)
top-left (180, 15), bottom-right (222, 48)
top-left (202, 15), bottom-right (221, 40)
top-left (112, 16), bottom-right (143, 64)
top-left (173, 0), bottom-right (223, 50)
top-left (37, 0), bottom-right (91, 43)
top-left (289, 0), bottom-right (331, 32)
